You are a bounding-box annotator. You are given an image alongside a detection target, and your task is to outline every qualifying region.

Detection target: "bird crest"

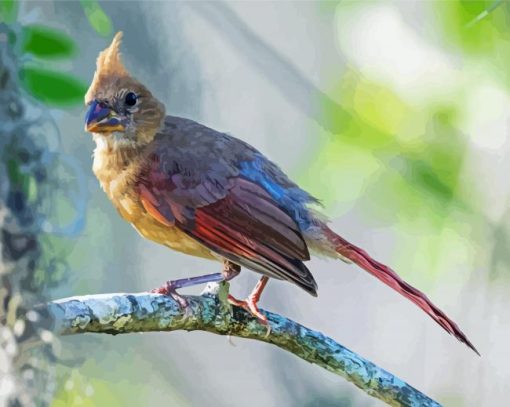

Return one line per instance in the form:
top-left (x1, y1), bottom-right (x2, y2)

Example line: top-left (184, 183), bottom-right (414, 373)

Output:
top-left (85, 31), bottom-right (129, 102)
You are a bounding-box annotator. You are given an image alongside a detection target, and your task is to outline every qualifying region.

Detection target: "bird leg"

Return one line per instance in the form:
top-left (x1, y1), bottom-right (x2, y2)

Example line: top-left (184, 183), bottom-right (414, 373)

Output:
top-left (228, 276), bottom-right (269, 325)
top-left (152, 260), bottom-right (241, 309)
top-left (151, 272), bottom-right (224, 308)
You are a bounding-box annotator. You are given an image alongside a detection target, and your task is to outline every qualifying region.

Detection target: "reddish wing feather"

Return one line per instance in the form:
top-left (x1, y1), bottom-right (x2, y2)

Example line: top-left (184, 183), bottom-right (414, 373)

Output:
top-left (192, 202), bottom-right (317, 293)
top-left (138, 171), bottom-right (317, 295)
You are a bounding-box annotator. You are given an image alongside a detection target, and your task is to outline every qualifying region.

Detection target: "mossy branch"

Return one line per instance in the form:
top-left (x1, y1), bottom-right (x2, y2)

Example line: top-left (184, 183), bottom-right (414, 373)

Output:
top-left (45, 282), bottom-right (441, 407)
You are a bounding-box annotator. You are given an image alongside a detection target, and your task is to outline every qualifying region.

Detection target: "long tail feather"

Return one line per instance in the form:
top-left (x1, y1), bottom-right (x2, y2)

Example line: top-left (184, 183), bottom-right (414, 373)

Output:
top-left (321, 225), bottom-right (479, 355)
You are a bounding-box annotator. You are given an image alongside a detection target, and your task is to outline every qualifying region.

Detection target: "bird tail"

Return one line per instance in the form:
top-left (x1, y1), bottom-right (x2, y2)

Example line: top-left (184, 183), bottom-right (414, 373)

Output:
top-left (317, 223), bottom-right (479, 355)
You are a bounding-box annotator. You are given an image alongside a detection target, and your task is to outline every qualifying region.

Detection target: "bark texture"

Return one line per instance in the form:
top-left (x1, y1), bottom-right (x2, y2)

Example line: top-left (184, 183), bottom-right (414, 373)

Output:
top-left (46, 282), bottom-right (441, 407)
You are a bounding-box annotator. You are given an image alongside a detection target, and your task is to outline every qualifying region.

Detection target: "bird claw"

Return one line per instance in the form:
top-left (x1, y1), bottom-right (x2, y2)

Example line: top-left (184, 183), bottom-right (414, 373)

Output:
top-left (151, 281), bottom-right (189, 310)
top-left (228, 294), bottom-right (270, 336)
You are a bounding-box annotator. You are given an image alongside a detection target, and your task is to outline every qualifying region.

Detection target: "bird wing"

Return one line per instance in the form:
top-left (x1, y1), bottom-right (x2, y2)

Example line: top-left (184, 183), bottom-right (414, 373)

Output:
top-left (137, 147), bottom-right (317, 296)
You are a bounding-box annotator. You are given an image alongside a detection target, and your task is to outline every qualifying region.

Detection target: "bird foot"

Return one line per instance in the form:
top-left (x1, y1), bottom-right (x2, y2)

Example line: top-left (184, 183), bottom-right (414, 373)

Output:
top-left (151, 281), bottom-right (189, 310)
top-left (150, 272), bottom-right (226, 312)
top-left (228, 294), bottom-right (270, 336)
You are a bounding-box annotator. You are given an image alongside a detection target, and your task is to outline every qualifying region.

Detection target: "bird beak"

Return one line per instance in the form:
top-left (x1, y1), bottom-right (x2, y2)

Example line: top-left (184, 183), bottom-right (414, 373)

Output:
top-left (85, 100), bottom-right (125, 133)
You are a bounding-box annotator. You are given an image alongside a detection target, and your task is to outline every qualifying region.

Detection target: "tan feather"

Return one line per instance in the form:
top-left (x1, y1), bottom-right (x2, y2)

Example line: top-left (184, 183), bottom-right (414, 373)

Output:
top-left (85, 31), bottom-right (129, 103)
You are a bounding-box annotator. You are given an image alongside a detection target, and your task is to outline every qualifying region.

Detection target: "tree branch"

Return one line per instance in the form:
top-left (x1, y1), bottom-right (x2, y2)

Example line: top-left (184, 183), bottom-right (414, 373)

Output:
top-left (45, 282), bottom-right (441, 407)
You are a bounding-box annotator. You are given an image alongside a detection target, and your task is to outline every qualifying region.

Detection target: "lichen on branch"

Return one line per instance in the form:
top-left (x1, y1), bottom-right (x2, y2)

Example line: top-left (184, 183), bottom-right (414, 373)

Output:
top-left (46, 282), bottom-right (441, 407)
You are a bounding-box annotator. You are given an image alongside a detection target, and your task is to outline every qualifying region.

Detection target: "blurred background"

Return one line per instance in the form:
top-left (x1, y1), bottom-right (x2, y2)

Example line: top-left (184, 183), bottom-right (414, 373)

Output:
top-left (1, 1), bottom-right (509, 406)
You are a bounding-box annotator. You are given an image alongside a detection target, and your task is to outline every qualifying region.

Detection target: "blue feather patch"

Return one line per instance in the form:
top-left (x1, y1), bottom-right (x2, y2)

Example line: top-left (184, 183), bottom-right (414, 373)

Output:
top-left (239, 155), bottom-right (317, 230)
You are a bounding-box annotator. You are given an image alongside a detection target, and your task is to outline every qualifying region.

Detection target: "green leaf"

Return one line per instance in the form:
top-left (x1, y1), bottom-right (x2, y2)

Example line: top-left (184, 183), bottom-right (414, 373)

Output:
top-left (19, 67), bottom-right (87, 106)
top-left (7, 159), bottom-right (28, 194)
top-left (465, 0), bottom-right (504, 28)
top-left (7, 158), bottom-right (37, 203)
top-left (21, 25), bottom-right (77, 59)
top-left (0, 0), bottom-right (18, 23)
top-left (80, 0), bottom-right (113, 37)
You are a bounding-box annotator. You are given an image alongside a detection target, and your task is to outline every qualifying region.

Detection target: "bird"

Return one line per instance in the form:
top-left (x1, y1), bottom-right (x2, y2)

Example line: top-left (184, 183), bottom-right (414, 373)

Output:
top-left (84, 32), bottom-right (478, 355)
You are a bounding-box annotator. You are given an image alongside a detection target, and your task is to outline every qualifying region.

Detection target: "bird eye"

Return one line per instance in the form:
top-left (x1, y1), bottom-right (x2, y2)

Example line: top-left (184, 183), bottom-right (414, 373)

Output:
top-left (124, 92), bottom-right (137, 107)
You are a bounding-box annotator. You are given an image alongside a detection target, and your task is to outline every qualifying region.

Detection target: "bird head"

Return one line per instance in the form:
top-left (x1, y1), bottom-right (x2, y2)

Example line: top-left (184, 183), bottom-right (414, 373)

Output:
top-left (84, 32), bottom-right (165, 147)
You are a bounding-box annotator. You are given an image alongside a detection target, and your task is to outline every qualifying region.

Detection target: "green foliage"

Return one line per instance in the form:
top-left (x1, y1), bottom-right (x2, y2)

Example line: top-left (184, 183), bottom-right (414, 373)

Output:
top-left (80, 0), bottom-right (113, 37)
top-left (2, 2), bottom-right (103, 106)
top-left (7, 158), bottom-right (35, 201)
top-left (19, 67), bottom-right (87, 106)
top-left (298, 70), bottom-right (486, 282)
top-left (51, 359), bottom-right (187, 407)
top-left (0, 0), bottom-right (18, 23)
top-left (52, 370), bottom-right (120, 407)
top-left (308, 74), bottom-right (472, 221)
top-left (442, 3), bottom-right (482, 50)
top-left (438, 0), bottom-right (505, 53)
top-left (436, 0), bottom-right (510, 94)
top-left (465, 0), bottom-right (504, 28)
top-left (21, 25), bottom-right (77, 59)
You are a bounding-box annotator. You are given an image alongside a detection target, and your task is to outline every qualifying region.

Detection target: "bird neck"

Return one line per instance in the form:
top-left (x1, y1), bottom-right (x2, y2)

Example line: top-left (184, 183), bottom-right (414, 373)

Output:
top-left (92, 134), bottom-right (146, 187)
top-left (92, 132), bottom-right (146, 152)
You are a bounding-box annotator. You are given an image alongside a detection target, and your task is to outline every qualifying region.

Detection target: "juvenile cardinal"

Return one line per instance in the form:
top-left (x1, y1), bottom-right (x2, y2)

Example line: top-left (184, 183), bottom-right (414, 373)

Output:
top-left (84, 32), bottom-right (478, 354)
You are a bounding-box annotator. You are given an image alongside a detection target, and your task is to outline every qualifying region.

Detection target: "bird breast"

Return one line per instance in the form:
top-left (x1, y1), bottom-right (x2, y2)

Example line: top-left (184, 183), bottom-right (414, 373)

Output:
top-left (92, 142), bottom-right (214, 260)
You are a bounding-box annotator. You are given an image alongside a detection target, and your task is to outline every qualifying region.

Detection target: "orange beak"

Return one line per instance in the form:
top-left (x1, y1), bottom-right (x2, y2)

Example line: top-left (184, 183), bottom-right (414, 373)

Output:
top-left (85, 100), bottom-right (125, 133)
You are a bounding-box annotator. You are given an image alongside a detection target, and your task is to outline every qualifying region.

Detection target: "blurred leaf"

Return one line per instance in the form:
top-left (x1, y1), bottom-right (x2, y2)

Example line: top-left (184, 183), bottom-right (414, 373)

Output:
top-left (466, 0), bottom-right (504, 28)
top-left (434, 1), bottom-right (510, 94)
top-left (7, 159), bottom-right (30, 197)
top-left (297, 137), bottom-right (382, 214)
top-left (351, 79), bottom-right (411, 137)
top-left (80, 0), bottom-right (113, 37)
top-left (0, 0), bottom-right (18, 23)
top-left (437, 0), bottom-right (504, 54)
top-left (321, 73), bottom-right (405, 152)
top-left (310, 71), bottom-right (487, 262)
top-left (19, 67), bottom-right (87, 106)
top-left (21, 25), bottom-right (77, 59)
top-left (398, 159), bottom-right (454, 206)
